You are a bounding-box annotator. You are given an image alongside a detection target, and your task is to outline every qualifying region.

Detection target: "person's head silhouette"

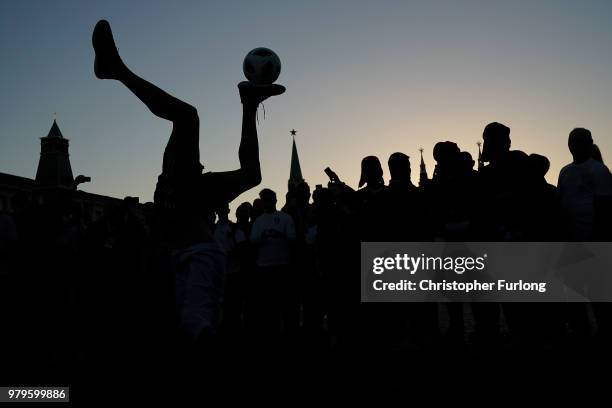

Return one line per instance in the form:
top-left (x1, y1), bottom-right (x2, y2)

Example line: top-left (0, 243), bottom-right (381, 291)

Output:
top-left (216, 203), bottom-right (230, 222)
top-left (507, 150), bottom-right (530, 181)
top-left (236, 202), bottom-right (252, 224)
top-left (528, 153), bottom-right (550, 181)
top-left (567, 128), bottom-right (594, 164)
top-left (252, 198), bottom-right (264, 220)
top-left (312, 185), bottom-right (332, 209)
top-left (285, 190), bottom-right (296, 208)
top-left (457, 151), bottom-right (475, 174)
top-left (388, 152), bottom-right (411, 183)
top-left (432, 141), bottom-right (460, 180)
top-left (433, 141), bottom-right (460, 164)
top-left (359, 156), bottom-right (384, 188)
top-left (259, 188), bottom-right (277, 213)
top-left (481, 122), bottom-right (511, 164)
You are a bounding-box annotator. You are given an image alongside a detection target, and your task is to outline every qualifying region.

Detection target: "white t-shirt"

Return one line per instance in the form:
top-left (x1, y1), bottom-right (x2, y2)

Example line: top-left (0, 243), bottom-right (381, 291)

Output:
top-left (250, 211), bottom-right (296, 266)
top-left (558, 158), bottom-right (612, 239)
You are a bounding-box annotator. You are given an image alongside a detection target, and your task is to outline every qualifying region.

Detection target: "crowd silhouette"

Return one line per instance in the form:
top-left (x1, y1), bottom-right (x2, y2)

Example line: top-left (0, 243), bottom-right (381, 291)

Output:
top-left (2, 18), bottom-right (612, 400)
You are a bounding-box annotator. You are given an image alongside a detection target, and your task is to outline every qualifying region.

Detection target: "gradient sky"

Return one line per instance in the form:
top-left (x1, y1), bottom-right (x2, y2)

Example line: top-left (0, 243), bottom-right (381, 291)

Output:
top-left (2, 0), bottom-right (612, 217)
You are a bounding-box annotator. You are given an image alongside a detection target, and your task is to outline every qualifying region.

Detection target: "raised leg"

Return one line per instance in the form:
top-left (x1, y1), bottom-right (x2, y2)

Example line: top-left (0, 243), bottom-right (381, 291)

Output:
top-left (93, 19), bottom-right (196, 123)
top-left (207, 82), bottom-right (286, 204)
top-left (93, 20), bottom-right (201, 180)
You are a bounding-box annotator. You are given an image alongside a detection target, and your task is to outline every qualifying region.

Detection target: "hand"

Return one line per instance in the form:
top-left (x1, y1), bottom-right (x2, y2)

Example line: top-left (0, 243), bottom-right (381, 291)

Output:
top-left (238, 81), bottom-right (286, 106)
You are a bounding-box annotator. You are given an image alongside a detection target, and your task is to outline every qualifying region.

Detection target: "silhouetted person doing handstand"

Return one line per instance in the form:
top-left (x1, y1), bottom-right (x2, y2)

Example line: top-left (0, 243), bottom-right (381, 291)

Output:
top-left (92, 20), bottom-right (285, 347)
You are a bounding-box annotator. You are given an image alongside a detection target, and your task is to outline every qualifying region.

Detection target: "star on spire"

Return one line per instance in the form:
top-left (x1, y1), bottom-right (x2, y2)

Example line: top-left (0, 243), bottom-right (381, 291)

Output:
top-left (419, 147), bottom-right (428, 187)
top-left (288, 129), bottom-right (304, 187)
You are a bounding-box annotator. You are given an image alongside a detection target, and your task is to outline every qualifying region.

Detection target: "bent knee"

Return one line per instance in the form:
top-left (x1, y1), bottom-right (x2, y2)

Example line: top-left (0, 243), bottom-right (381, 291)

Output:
top-left (172, 103), bottom-right (199, 124)
top-left (181, 104), bottom-right (199, 121)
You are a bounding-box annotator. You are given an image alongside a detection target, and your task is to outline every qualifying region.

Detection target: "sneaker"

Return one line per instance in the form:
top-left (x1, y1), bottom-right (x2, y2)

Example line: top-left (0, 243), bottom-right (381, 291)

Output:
top-left (238, 81), bottom-right (285, 105)
top-left (92, 20), bottom-right (126, 79)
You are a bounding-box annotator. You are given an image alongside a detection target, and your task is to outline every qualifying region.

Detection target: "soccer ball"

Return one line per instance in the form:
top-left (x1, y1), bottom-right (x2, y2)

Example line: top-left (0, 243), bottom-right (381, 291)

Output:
top-left (243, 47), bottom-right (281, 85)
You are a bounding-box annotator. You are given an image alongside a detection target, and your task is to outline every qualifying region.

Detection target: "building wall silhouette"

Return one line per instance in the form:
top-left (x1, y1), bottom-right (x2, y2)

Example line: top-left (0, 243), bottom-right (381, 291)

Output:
top-left (0, 119), bottom-right (141, 219)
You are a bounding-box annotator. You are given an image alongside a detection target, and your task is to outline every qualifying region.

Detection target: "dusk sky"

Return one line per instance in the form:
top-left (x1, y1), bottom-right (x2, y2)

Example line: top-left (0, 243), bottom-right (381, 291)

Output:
top-left (2, 0), bottom-right (612, 216)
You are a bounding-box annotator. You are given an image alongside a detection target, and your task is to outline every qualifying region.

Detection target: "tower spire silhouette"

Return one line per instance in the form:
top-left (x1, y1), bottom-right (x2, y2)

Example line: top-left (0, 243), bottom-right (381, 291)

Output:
top-left (288, 129), bottom-right (304, 187)
top-left (35, 117), bottom-right (74, 188)
top-left (419, 147), bottom-right (428, 187)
